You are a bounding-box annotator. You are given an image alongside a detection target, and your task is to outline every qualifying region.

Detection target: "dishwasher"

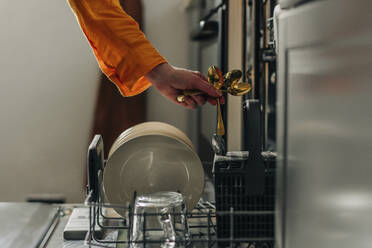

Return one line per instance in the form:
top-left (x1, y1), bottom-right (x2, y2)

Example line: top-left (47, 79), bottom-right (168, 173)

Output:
top-left (0, 1), bottom-right (277, 248)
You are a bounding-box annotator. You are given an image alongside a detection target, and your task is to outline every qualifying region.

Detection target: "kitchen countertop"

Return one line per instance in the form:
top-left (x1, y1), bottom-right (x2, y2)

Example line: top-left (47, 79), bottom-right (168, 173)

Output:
top-left (0, 203), bottom-right (98, 248)
top-left (0, 202), bottom-right (59, 248)
top-left (0, 202), bottom-right (214, 248)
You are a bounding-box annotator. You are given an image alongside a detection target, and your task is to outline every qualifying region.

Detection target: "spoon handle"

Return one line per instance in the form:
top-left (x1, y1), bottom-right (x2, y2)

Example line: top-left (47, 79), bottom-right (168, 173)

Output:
top-left (176, 90), bottom-right (203, 103)
top-left (176, 89), bottom-right (227, 102)
top-left (216, 98), bottom-right (225, 136)
top-left (182, 89), bottom-right (204, 96)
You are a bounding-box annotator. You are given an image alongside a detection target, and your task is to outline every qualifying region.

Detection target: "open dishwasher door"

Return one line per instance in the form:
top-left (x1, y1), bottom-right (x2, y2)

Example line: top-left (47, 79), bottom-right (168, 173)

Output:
top-left (276, 0), bottom-right (372, 247)
top-left (0, 203), bottom-right (59, 248)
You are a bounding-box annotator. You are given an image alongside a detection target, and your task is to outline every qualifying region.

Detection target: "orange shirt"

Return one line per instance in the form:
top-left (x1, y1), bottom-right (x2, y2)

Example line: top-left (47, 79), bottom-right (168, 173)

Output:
top-left (68, 0), bottom-right (167, 96)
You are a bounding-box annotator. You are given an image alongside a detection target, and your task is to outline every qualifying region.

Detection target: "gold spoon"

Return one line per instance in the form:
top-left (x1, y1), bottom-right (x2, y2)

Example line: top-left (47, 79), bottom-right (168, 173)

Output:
top-left (223, 69), bottom-right (243, 88)
top-left (208, 66), bottom-right (225, 136)
top-left (177, 67), bottom-right (251, 101)
top-left (177, 82), bottom-right (251, 99)
top-left (176, 67), bottom-right (251, 136)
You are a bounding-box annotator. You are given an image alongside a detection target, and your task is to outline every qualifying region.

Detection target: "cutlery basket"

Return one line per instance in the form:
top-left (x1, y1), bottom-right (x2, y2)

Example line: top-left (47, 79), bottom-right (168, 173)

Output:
top-left (214, 151), bottom-right (276, 247)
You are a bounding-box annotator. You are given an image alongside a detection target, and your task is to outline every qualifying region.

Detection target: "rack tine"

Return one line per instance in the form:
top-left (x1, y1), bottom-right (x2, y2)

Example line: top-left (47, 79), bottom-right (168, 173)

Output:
top-left (143, 212), bottom-right (147, 248)
top-left (207, 209), bottom-right (211, 248)
top-left (230, 207), bottom-right (234, 248)
top-left (84, 198), bottom-right (274, 247)
top-left (127, 202), bottom-right (132, 244)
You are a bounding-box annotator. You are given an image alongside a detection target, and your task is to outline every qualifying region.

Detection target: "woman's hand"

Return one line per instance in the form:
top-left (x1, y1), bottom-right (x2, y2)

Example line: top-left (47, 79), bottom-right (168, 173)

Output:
top-left (145, 63), bottom-right (224, 109)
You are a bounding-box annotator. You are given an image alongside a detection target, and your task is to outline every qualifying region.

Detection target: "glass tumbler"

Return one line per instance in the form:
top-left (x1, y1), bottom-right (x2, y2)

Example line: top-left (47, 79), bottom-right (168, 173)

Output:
top-left (130, 191), bottom-right (190, 248)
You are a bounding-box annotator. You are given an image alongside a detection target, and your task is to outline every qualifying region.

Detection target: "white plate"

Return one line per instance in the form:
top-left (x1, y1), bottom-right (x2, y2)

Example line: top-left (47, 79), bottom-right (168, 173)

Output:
top-left (108, 122), bottom-right (194, 157)
top-left (113, 122), bottom-right (194, 150)
top-left (104, 134), bottom-right (204, 217)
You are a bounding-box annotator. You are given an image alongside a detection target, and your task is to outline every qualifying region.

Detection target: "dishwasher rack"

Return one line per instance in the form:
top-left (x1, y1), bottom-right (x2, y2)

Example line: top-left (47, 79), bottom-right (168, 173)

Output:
top-left (85, 135), bottom-right (274, 248)
top-left (84, 191), bottom-right (274, 248)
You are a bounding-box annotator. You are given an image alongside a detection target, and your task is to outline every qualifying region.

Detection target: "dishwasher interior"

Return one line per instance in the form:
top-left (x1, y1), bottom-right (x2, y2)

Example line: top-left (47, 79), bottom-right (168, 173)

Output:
top-left (82, 0), bottom-right (278, 247)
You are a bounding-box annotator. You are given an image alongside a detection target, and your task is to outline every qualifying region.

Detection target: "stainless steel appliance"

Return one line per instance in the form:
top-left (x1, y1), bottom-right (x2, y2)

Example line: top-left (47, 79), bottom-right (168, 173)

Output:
top-left (279, 0), bottom-right (316, 9)
top-left (276, 0), bottom-right (372, 247)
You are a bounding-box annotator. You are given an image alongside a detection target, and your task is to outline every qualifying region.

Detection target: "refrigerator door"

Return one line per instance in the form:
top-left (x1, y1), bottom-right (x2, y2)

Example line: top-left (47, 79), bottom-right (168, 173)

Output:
top-left (276, 0), bottom-right (372, 247)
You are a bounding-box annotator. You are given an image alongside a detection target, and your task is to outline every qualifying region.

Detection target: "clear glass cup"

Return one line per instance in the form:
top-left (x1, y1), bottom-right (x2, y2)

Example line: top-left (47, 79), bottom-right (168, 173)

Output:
top-left (130, 191), bottom-right (190, 248)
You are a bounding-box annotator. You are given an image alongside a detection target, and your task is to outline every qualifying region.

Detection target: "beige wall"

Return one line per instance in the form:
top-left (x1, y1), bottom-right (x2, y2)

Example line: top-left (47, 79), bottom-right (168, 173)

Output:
top-left (0, 0), bottom-right (100, 202)
top-left (143, 0), bottom-right (198, 145)
top-left (227, 0), bottom-right (244, 151)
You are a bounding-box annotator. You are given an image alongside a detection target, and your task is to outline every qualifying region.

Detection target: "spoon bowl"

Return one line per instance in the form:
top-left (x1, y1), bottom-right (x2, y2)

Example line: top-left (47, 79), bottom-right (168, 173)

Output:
top-left (227, 82), bottom-right (251, 96)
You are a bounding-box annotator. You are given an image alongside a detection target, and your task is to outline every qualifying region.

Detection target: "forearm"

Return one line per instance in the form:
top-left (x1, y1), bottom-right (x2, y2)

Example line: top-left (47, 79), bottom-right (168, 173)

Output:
top-left (67, 0), bottom-right (166, 96)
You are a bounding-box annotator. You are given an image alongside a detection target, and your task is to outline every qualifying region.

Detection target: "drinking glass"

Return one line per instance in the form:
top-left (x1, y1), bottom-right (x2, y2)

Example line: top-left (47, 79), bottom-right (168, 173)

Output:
top-left (130, 191), bottom-right (190, 248)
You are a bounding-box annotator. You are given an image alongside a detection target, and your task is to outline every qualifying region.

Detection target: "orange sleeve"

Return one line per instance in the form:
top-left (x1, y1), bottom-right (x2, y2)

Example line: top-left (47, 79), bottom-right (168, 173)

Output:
top-left (67, 0), bottom-right (167, 96)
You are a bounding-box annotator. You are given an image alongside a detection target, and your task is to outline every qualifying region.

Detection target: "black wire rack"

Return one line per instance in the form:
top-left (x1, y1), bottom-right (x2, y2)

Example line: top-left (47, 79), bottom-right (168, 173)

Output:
top-left (84, 135), bottom-right (276, 248)
top-left (83, 159), bottom-right (275, 248)
top-left (84, 191), bottom-right (275, 248)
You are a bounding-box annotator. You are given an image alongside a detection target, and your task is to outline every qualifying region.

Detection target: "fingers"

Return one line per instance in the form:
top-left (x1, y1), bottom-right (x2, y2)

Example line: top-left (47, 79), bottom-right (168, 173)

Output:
top-left (207, 98), bottom-right (217, 106)
top-left (178, 101), bottom-right (193, 109)
top-left (183, 96), bottom-right (197, 109)
top-left (169, 88), bottom-right (198, 109)
top-left (176, 95), bottom-right (206, 109)
top-left (219, 96), bottom-right (225, 104)
top-left (164, 68), bottom-right (225, 109)
top-left (177, 100), bottom-right (195, 109)
top-left (191, 95), bottom-right (206, 106)
top-left (192, 76), bottom-right (222, 98)
top-left (193, 71), bottom-right (225, 106)
top-left (207, 96), bottom-right (225, 106)
top-left (193, 71), bottom-right (208, 82)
